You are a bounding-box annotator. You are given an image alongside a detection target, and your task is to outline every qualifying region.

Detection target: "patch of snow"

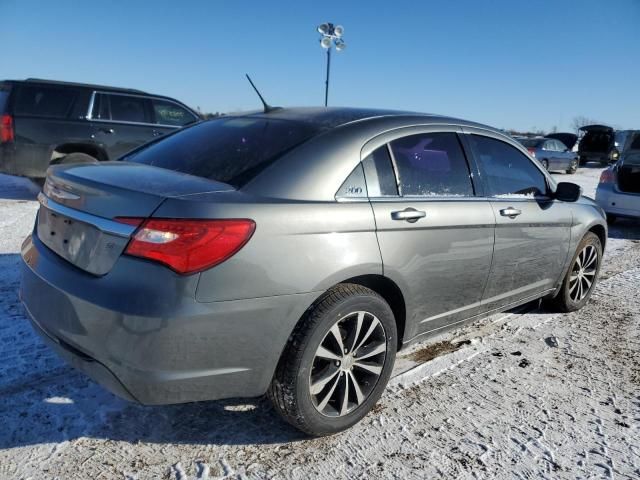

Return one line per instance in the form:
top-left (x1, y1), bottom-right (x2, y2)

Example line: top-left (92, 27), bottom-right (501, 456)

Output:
top-left (0, 169), bottom-right (639, 479)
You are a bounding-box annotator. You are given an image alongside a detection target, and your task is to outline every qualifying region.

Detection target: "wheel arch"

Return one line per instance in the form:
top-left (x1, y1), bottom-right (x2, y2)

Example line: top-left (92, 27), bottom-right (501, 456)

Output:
top-left (337, 274), bottom-right (407, 351)
top-left (52, 143), bottom-right (109, 162)
top-left (588, 223), bottom-right (607, 250)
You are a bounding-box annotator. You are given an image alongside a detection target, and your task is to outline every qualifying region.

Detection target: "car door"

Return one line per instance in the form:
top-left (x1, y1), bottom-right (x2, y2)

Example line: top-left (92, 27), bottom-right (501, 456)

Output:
top-left (363, 127), bottom-right (496, 339)
top-left (552, 139), bottom-right (572, 170)
top-left (89, 92), bottom-right (156, 159)
top-left (546, 140), bottom-right (561, 169)
top-left (150, 97), bottom-right (199, 139)
top-left (463, 130), bottom-right (572, 311)
top-left (542, 140), bottom-right (559, 170)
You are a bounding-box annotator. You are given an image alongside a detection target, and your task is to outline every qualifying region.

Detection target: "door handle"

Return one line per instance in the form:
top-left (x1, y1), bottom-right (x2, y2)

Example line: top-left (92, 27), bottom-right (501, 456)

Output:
top-left (98, 128), bottom-right (115, 134)
top-left (152, 130), bottom-right (164, 137)
top-left (391, 208), bottom-right (426, 223)
top-left (500, 207), bottom-right (522, 219)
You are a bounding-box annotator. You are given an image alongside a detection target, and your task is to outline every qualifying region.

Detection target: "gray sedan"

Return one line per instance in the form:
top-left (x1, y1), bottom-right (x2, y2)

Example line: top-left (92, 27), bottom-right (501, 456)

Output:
top-left (20, 108), bottom-right (607, 436)
top-left (596, 135), bottom-right (640, 221)
top-left (518, 137), bottom-right (579, 173)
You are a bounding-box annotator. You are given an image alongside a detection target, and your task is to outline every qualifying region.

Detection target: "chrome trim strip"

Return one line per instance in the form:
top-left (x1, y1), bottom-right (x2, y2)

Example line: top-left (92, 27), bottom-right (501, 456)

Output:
top-left (89, 118), bottom-right (181, 129)
top-left (37, 193), bottom-right (136, 238)
top-left (86, 91), bottom-right (96, 119)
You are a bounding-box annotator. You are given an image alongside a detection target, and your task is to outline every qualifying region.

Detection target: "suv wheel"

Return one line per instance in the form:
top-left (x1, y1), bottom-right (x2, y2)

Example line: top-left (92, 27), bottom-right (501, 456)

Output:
top-left (566, 159), bottom-right (578, 174)
top-left (545, 232), bottom-right (602, 313)
top-left (269, 284), bottom-right (397, 436)
top-left (541, 159), bottom-right (549, 170)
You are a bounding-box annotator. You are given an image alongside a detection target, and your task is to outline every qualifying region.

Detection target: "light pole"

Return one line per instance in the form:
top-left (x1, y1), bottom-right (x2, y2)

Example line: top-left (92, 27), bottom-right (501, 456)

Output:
top-left (317, 23), bottom-right (346, 107)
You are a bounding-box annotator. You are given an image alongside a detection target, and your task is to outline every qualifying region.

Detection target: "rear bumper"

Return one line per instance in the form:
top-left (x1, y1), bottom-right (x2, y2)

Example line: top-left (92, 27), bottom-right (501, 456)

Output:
top-left (20, 231), bottom-right (319, 405)
top-left (579, 152), bottom-right (609, 163)
top-left (595, 184), bottom-right (640, 219)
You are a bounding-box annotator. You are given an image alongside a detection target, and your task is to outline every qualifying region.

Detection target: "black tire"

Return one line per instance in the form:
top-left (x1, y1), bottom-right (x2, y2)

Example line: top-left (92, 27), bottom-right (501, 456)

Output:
top-left (29, 177), bottom-right (45, 188)
top-left (54, 152), bottom-right (99, 165)
top-left (606, 214), bottom-right (617, 224)
top-left (541, 159), bottom-right (549, 170)
top-left (268, 283), bottom-right (397, 436)
top-left (545, 232), bottom-right (602, 313)
top-left (566, 159), bottom-right (578, 174)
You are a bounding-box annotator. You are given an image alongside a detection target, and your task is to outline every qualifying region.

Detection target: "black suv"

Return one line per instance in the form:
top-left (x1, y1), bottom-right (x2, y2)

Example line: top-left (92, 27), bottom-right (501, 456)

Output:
top-left (578, 125), bottom-right (640, 166)
top-left (0, 78), bottom-right (200, 181)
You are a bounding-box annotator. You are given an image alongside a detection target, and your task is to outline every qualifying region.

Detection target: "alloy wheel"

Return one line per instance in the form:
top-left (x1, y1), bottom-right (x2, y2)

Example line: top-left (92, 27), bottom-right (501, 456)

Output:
top-left (309, 311), bottom-right (387, 417)
top-left (569, 245), bottom-right (598, 302)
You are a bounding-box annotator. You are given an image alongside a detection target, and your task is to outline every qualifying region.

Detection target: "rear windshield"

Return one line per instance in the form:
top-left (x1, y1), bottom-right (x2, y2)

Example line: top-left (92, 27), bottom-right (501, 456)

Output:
top-left (518, 138), bottom-right (544, 147)
top-left (127, 116), bottom-right (321, 187)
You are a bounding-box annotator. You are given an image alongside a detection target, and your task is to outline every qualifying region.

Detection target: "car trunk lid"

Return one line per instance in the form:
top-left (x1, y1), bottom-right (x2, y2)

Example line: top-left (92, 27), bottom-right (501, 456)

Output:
top-left (579, 125), bottom-right (614, 154)
top-left (37, 162), bottom-right (234, 275)
top-left (617, 153), bottom-right (640, 194)
top-left (546, 132), bottom-right (578, 151)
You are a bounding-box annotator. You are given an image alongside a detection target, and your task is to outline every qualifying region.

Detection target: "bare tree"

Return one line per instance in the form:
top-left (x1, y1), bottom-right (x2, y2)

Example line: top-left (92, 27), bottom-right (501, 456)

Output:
top-left (571, 116), bottom-right (598, 134)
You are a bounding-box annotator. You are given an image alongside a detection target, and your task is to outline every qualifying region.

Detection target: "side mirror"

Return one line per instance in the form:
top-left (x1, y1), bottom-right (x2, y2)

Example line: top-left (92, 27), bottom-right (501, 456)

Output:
top-left (554, 182), bottom-right (581, 202)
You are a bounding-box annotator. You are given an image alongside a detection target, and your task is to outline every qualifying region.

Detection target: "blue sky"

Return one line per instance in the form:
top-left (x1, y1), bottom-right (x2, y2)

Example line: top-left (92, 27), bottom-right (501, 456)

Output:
top-left (2, 0), bottom-right (638, 131)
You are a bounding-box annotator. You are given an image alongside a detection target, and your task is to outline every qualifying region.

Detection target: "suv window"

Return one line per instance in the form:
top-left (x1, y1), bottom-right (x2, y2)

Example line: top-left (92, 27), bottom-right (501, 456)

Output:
top-left (0, 88), bottom-right (9, 113)
top-left (127, 117), bottom-right (320, 187)
top-left (107, 94), bottom-right (150, 123)
top-left (469, 135), bottom-right (548, 197)
top-left (389, 132), bottom-right (473, 197)
top-left (362, 146), bottom-right (399, 197)
top-left (91, 93), bottom-right (110, 120)
top-left (13, 85), bottom-right (76, 118)
top-left (152, 99), bottom-right (197, 126)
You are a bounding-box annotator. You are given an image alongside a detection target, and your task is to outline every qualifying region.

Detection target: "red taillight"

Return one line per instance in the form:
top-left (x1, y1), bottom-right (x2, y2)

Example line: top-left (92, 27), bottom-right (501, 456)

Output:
top-left (599, 169), bottom-right (615, 184)
top-left (116, 218), bottom-right (255, 274)
top-left (527, 147), bottom-right (536, 157)
top-left (0, 114), bottom-right (14, 143)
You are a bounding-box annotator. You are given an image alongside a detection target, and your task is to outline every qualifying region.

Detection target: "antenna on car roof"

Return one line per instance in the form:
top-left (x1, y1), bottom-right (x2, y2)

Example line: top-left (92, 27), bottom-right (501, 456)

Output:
top-left (245, 74), bottom-right (280, 113)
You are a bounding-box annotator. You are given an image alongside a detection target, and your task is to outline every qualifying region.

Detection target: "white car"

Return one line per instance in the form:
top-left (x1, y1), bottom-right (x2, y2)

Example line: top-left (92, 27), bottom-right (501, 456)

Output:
top-left (596, 136), bottom-right (640, 222)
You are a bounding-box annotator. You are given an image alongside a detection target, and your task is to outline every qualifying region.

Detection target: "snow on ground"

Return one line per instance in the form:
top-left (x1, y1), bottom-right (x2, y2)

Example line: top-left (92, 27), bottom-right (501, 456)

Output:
top-left (0, 168), bottom-right (639, 479)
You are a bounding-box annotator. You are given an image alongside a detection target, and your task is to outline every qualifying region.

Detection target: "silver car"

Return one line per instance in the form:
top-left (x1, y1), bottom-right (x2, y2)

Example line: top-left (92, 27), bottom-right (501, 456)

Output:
top-left (20, 108), bottom-right (607, 436)
top-left (596, 133), bottom-right (640, 221)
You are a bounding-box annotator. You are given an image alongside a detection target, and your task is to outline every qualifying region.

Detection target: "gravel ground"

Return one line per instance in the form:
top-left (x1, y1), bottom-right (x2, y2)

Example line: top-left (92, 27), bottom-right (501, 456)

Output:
top-left (0, 168), bottom-right (638, 480)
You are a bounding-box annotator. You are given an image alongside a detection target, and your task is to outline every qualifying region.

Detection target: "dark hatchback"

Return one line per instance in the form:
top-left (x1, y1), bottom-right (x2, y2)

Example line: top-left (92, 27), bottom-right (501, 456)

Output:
top-left (0, 78), bottom-right (200, 181)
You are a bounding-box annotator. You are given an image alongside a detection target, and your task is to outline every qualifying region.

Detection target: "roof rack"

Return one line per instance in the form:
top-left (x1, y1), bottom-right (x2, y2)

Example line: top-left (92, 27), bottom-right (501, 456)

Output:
top-left (24, 78), bottom-right (147, 94)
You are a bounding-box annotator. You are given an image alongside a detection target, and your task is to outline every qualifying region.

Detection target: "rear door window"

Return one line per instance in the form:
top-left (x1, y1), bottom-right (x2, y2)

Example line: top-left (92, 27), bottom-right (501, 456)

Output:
top-left (13, 85), bottom-right (76, 118)
top-left (91, 93), bottom-right (110, 120)
top-left (99, 93), bottom-right (151, 124)
top-left (152, 99), bottom-right (197, 126)
top-left (469, 135), bottom-right (548, 197)
top-left (389, 132), bottom-right (474, 197)
top-left (127, 116), bottom-right (321, 187)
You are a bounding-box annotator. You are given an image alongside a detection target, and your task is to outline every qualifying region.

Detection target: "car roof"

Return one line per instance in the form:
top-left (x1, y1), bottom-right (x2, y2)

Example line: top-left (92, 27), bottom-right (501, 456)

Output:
top-left (2, 78), bottom-right (148, 95)
top-left (246, 106), bottom-right (496, 132)
top-left (242, 107), bottom-right (520, 201)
